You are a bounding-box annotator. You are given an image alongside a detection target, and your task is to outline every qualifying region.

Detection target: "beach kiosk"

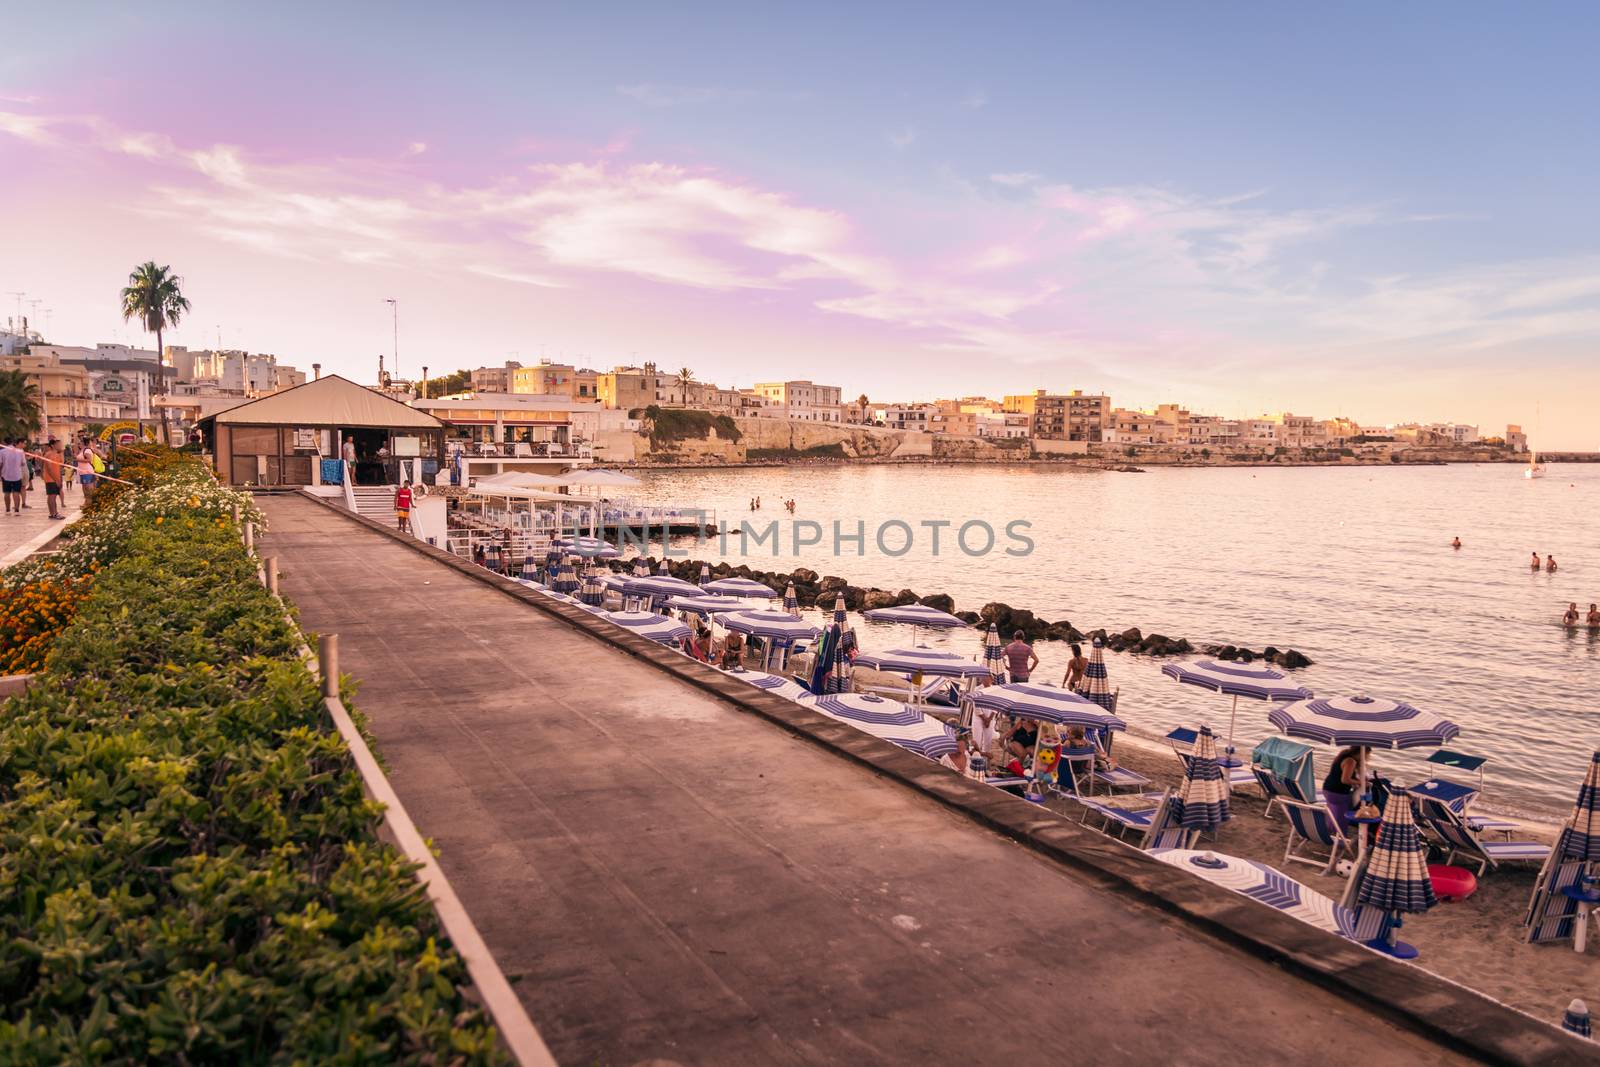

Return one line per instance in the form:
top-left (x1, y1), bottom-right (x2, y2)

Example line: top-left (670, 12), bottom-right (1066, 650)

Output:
top-left (199, 374), bottom-right (446, 487)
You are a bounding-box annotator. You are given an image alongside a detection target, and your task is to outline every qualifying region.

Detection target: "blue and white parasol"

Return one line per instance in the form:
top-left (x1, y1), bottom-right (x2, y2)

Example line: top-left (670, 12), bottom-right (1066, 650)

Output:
top-left (555, 535), bottom-right (621, 559)
top-left (599, 610), bottom-right (692, 645)
top-left (1081, 639), bottom-right (1116, 710)
top-left (799, 693), bottom-right (959, 759)
top-left (1351, 788), bottom-right (1435, 958)
top-left (1172, 726), bottom-right (1231, 841)
top-left (552, 557), bottom-right (580, 594)
top-left (981, 624), bottom-right (1005, 682)
top-left (702, 576), bottom-right (781, 599)
top-left (1163, 658), bottom-right (1312, 766)
top-left (852, 647), bottom-right (992, 679)
top-left (1268, 695), bottom-right (1460, 750)
top-left (967, 683), bottom-right (1127, 730)
top-left (725, 669), bottom-right (813, 703)
top-left (578, 563), bottom-right (606, 606)
top-left (664, 592), bottom-right (748, 617)
top-left (783, 582), bottom-right (800, 618)
top-left (698, 562), bottom-right (711, 587)
top-left (720, 610), bottom-right (821, 643)
top-left (1525, 749), bottom-right (1600, 946)
top-left (862, 602), bottom-right (967, 647)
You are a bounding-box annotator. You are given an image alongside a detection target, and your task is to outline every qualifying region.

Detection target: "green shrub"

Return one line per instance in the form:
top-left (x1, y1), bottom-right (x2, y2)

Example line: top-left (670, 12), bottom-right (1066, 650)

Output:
top-left (0, 458), bottom-right (501, 1064)
top-left (643, 406), bottom-right (742, 445)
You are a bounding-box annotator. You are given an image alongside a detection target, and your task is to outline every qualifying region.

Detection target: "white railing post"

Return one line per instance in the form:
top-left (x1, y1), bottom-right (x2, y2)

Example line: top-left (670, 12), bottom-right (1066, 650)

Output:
top-left (243, 520), bottom-right (254, 554)
top-left (319, 633), bottom-right (339, 700)
top-left (265, 556), bottom-right (279, 597)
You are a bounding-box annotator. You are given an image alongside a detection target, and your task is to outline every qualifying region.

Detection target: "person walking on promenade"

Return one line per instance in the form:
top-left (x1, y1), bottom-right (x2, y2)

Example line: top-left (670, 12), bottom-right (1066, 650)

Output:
top-left (394, 483), bottom-right (413, 532)
top-left (75, 446), bottom-right (97, 505)
top-left (1004, 630), bottom-right (1038, 683)
top-left (61, 440), bottom-right (76, 490)
top-left (41, 438), bottom-right (64, 520)
top-left (0, 438), bottom-right (26, 514)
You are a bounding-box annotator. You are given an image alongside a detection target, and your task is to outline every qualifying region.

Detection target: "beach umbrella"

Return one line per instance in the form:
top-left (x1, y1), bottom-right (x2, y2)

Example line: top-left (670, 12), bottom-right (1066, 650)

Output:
top-left (519, 552), bottom-right (541, 581)
top-left (852, 647), bottom-right (992, 680)
top-left (782, 582), bottom-right (800, 618)
top-left (1562, 1000), bottom-right (1592, 1039)
top-left (1352, 788), bottom-right (1436, 957)
top-left (719, 610), bottom-right (821, 643)
top-left (555, 535), bottom-right (621, 559)
top-left (622, 574), bottom-right (701, 598)
top-left (702, 576), bottom-right (781, 599)
top-left (967, 683), bottom-right (1127, 731)
top-left (552, 556), bottom-right (580, 594)
top-left (828, 593), bottom-right (851, 694)
top-left (599, 610), bottom-right (691, 646)
top-left (862, 602), bottom-right (967, 647)
top-left (1171, 726), bottom-right (1230, 843)
top-left (1081, 639), bottom-right (1116, 711)
top-left (656, 558), bottom-right (672, 575)
top-left (981, 624), bottom-right (1005, 682)
top-left (1163, 658), bottom-right (1313, 766)
top-left (727, 669), bottom-right (812, 703)
top-left (1525, 750), bottom-right (1600, 947)
top-left (799, 693), bottom-right (959, 760)
top-left (1267, 695), bottom-right (1460, 750)
top-left (698, 562), bottom-right (711, 587)
top-left (542, 543), bottom-right (563, 582)
top-left (1149, 850), bottom-right (1358, 940)
top-left (579, 563), bottom-right (606, 606)
top-left (1560, 748), bottom-right (1600, 862)
top-left (664, 592), bottom-right (748, 617)
top-left (631, 557), bottom-right (651, 578)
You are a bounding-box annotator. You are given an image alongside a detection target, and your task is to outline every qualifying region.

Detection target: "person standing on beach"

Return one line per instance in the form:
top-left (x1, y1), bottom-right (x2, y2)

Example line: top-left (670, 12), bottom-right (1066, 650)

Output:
top-left (0, 439), bottom-right (26, 514)
top-left (1004, 630), bottom-right (1038, 683)
top-left (41, 439), bottom-right (64, 520)
top-left (1061, 643), bottom-right (1087, 690)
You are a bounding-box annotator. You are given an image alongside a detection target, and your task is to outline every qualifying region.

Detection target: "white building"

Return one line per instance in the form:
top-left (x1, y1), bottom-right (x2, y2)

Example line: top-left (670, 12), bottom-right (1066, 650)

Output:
top-left (976, 411), bottom-right (1030, 439)
top-left (874, 404), bottom-right (936, 431)
top-left (750, 380), bottom-right (843, 422)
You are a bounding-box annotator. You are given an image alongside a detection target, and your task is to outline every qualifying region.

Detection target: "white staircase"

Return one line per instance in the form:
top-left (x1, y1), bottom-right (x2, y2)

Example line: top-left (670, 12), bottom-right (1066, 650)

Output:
top-left (349, 485), bottom-right (398, 527)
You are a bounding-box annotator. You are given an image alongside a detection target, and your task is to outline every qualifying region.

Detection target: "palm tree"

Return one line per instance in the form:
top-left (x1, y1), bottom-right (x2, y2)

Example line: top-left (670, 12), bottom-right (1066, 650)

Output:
top-left (120, 262), bottom-right (190, 440)
top-left (676, 366), bottom-right (694, 405)
top-left (855, 394), bottom-right (869, 423)
top-left (0, 370), bottom-right (42, 440)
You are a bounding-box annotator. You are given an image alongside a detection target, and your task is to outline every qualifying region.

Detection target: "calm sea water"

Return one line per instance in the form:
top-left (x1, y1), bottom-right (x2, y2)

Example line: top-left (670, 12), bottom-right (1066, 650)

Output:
top-left (630, 463), bottom-right (1600, 819)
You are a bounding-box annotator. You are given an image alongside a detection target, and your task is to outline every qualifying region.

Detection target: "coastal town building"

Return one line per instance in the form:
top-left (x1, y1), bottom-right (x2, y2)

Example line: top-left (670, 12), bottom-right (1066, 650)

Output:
top-left (511, 361), bottom-right (600, 400)
top-left (0, 351), bottom-right (123, 440)
top-left (750, 380), bottom-right (843, 422)
top-left (1003, 389), bottom-right (1108, 441)
top-left (166, 347), bottom-right (306, 395)
top-left (875, 403), bottom-right (936, 431)
top-left (976, 411), bottom-right (1031, 438)
top-left (469, 361), bottom-right (522, 393)
top-left (1506, 424), bottom-right (1528, 452)
top-left (597, 363), bottom-right (665, 412)
top-left (1104, 408), bottom-right (1158, 445)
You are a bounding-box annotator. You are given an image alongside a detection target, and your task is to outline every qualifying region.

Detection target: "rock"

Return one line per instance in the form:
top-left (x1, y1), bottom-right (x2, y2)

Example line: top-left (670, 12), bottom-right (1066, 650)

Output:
top-left (1263, 646), bottom-right (1281, 660)
top-left (791, 567), bottom-right (819, 583)
top-left (1237, 648), bottom-right (1255, 663)
top-left (819, 575), bottom-right (849, 592)
top-left (1172, 637), bottom-right (1194, 654)
top-left (1217, 645), bottom-right (1239, 661)
top-left (1120, 627), bottom-right (1143, 644)
top-left (919, 592), bottom-right (956, 614)
top-left (956, 611), bottom-right (981, 624)
top-left (1274, 648), bottom-right (1312, 669)
top-left (892, 588), bottom-right (919, 607)
top-left (862, 589), bottom-right (898, 610)
top-left (842, 586), bottom-right (868, 611)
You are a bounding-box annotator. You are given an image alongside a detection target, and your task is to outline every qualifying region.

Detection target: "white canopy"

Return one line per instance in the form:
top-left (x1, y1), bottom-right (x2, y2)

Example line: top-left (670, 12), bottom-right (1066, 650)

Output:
top-left (477, 471), bottom-right (570, 490)
top-left (560, 469), bottom-right (641, 488)
top-left (464, 485), bottom-right (571, 501)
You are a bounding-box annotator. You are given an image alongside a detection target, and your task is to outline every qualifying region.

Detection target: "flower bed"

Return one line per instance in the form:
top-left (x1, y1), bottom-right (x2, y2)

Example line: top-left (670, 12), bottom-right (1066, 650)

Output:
top-left (0, 451), bottom-right (502, 1063)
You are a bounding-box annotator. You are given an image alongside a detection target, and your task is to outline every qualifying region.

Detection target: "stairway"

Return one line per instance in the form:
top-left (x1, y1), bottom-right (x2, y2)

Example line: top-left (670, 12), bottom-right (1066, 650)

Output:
top-left (349, 485), bottom-right (398, 527)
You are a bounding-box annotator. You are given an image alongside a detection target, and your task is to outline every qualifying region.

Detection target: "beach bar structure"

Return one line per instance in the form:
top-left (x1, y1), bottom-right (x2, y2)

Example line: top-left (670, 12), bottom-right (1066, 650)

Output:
top-left (199, 374), bottom-right (445, 487)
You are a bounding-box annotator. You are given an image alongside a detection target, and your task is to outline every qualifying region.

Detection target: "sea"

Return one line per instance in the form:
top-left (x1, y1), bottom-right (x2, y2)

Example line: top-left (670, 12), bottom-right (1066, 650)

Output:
top-left (628, 462), bottom-right (1599, 820)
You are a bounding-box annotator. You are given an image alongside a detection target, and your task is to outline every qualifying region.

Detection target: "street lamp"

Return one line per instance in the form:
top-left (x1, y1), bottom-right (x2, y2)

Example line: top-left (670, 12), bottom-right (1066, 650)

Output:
top-left (385, 298), bottom-right (398, 380)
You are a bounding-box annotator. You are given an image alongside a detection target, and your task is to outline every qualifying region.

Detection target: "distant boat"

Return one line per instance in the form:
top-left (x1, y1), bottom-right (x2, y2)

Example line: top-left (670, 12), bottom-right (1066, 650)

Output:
top-left (1524, 448), bottom-right (1546, 479)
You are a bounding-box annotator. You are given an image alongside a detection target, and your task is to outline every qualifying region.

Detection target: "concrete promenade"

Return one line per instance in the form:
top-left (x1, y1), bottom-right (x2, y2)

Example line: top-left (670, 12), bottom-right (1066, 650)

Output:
top-left (0, 486), bottom-right (80, 569)
top-left (259, 494), bottom-right (1474, 1067)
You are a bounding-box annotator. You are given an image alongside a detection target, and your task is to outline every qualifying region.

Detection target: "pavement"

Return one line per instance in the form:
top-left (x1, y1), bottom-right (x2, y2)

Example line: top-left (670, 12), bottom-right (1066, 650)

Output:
top-left (0, 480), bottom-right (81, 568)
top-left (258, 493), bottom-right (1473, 1067)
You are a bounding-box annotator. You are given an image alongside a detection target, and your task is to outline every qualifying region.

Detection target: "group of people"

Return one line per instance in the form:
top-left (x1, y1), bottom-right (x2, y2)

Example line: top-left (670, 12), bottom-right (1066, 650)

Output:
top-left (1562, 603), bottom-right (1600, 630)
top-left (746, 496), bottom-right (800, 513)
top-left (1531, 551), bottom-right (1559, 572)
top-left (0, 435), bottom-right (105, 519)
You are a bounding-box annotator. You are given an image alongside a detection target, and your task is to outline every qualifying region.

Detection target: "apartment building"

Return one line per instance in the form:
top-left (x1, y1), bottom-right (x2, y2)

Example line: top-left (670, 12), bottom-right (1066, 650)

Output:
top-left (511, 362), bottom-right (600, 399)
top-left (876, 404), bottom-right (936, 431)
top-left (597, 363), bottom-right (665, 412)
top-left (1003, 389), bottom-right (1108, 441)
top-left (0, 352), bottom-right (123, 439)
top-left (751, 380), bottom-right (843, 422)
top-left (1104, 408), bottom-right (1158, 445)
top-left (469, 361), bottom-right (522, 393)
top-left (976, 411), bottom-right (1031, 439)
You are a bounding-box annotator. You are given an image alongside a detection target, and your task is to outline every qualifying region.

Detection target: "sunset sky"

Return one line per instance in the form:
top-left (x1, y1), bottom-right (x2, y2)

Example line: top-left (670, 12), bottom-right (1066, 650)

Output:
top-left (3, 3), bottom-right (1597, 446)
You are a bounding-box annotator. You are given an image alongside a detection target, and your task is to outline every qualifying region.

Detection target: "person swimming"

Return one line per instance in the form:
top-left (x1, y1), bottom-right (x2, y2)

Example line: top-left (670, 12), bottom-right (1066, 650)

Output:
top-left (1564, 602), bottom-right (1581, 627)
top-left (1451, 536), bottom-right (1462, 549)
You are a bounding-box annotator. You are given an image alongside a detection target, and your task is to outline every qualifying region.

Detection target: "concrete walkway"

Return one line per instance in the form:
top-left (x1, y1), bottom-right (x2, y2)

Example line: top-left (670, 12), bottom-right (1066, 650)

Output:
top-left (260, 494), bottom-right (1468, 1067)
top-left (0, 482), bottom-right (81, 568)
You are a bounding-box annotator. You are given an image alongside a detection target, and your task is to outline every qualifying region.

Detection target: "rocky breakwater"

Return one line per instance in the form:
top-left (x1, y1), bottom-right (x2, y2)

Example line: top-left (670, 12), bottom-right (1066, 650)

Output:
top-left (623, 557), bottom-right (1314, 669)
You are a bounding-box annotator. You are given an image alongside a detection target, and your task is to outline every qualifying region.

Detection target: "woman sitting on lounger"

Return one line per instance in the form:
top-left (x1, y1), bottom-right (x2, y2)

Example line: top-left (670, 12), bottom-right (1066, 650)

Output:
top-left (719, 630), bottom-right (745, 669)
top-left (1006, 718), bottom-right (1039, 765)
top-left (1323, 745), bottom-right (1367, 828)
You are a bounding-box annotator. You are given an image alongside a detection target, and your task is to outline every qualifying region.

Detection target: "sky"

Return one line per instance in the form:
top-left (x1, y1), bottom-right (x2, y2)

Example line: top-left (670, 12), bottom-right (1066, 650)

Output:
top-left (2, 2), bottom-right (1597, 446)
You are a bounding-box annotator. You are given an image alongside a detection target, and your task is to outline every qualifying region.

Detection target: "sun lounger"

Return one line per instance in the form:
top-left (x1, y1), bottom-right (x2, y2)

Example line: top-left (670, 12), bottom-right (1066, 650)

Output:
top-left (1412, 793), bottom-right (1550, 875)
top-left (1406, 777), bottom-right (1516, 836)
top-left (1279, 799), bottom-right (1351, 875)
top-left (1086, 729), bottom-right (1153, 794)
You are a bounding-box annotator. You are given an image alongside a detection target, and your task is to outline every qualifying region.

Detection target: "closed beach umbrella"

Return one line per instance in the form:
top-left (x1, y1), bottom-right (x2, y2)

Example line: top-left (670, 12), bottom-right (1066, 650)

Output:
top-left (1353, 789), bottom-right (1436, 957)
top-left (599, 610), bottom-right (691, 645)
top-left (1561, 748), bottom-right (1600, 862)
top-left (852, 647), bottom-right (992, 679)
top-left (553, 556), bottom-right (580, 594)
top-left (968, 683), bottom-right (1127, 731)
top-left (698, 562), bottom-right (711, 587)
top-left (543, 543), bottom-right (563, 582)
top-left (1172, 726), bottom-right (1231, 842)
top-left (783, 582), bottom-right (800, 618)
top-left (1163, 658), bottom-right (1313, 766)
top-left (982, 624), bottom-right (1005, 682)
top-left (519, 551), bottom-right (541, 581)
top-left (720, 610), bottom-right (821, 643)
top-left (631, 557), bottom-right (651, 578)
top-left (1525, 750), bottom-right (1600, 947)
top-left (1267, 695), bottom-right (1460, 750)
top-left (800, 693), bottom-right (959, 760)
top-left (829, 593), bottom-right (851, 694)
top-left (1562, 1000), bottom-right (1592, 1039)
top-left (579, 563), bottom-right (606, 607)
top-left (1081, 639), bottom-right (1116, 711)
top-left (702, 576), bottom-right (781, 599)
top-left (656, 558), bottom-right (672, 576)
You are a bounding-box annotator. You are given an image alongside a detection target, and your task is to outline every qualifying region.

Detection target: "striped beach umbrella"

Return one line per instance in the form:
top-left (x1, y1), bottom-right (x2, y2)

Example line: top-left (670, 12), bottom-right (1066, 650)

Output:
top-left (1525, 750), bottom-right (1600, 947)
top-left (1562, 748), bottom-right (1600, 862)
top-left (622, 574), bottom-right (702, 598)
top-left (782, 582), bottom-right (800, 618)
top-left (727, 669), bottom-right (812, 703)
top-left (1562, 1000), bottom-right (1592, 1039)
top-left (1268, 695), bottom-right (1460, 750)
top-left (702, 576), bottom-right (781, 599)
top-left (981, 624), bottom-right (1005, 682)
top-left (1163, 658), bottom-right (1313, 765)
top-left (542, 543), bottom-right (563, 582)
top-left (852, 647), bottom-right (991, 679)
top-left (519, 552), bottom-right (541, 581)
top-left (827, 593), bottom-right (851, 693)
top-left (664, 592), bottom-right (747, 617)
top-left (555, 535), bottom-right (621, 559)
top-left (967, 683), bottom-right (1126, 731)
top-left (631, 557), bottom-right (651, 578)
top-left (1150, 850), bottom-right (1358, 939)
top-left (698, 562), bottom-right (711, 587)
top-left (1171, 726), bottom-right (1230, 841)
top-left (1350, 788), bottom-right (1435, 957)
top-left (552, 556), bottom-right (580, 594)
top-left (656, 558), bottom-right (672, 576)
top-left (800, 693), bottom-right (959, 760)
top-left (720, 610), bottom-right (821, 643)
top-left (1081, 639), bottom-right (1116, 711)
top-left (599, 610), bottom-right (691, 645)
top-left (578, 563), bottom-right (606, 606)
top-left (863, 602), bottom-right (967, 647)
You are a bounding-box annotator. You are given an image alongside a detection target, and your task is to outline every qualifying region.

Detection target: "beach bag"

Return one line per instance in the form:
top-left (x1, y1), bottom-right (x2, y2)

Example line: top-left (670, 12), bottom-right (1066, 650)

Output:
top-left (90, 452), bottom-right (105, 473)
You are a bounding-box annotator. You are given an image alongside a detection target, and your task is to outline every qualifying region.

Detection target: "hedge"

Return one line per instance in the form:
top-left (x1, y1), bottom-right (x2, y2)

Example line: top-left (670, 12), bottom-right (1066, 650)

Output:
top-left (0, 452), bottom-right (502, 1064)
